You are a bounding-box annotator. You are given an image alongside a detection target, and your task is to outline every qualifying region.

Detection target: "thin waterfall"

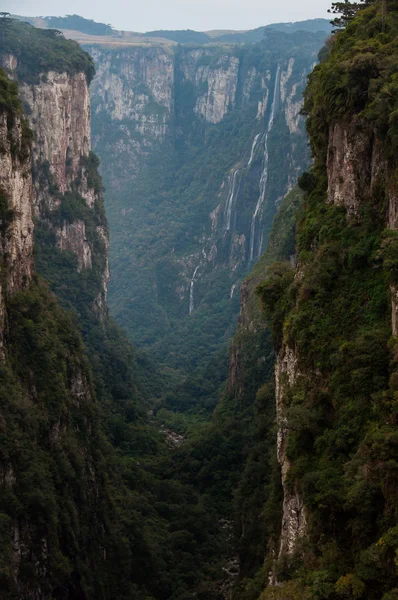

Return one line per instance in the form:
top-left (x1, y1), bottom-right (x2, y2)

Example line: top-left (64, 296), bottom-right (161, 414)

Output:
top-left (247, 133), bottom-right (261, 168)
top-left (230, 283), bottom-right (237, 299)
top-left (224, 168), bottom-right (240, 231)
top-left (249, 64), bottom-right (281, 261)
top-left (189, 265), bottom-right (200, 314)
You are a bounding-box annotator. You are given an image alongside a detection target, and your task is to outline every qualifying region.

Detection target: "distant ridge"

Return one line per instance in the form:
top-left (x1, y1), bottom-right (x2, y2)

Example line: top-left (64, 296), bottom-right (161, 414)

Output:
top-left (216, 19), bottom-right (332, 43)
top-left (143, 29), bottom-right (210, 44)
top-left (11, 13), bottom-right (332, 45)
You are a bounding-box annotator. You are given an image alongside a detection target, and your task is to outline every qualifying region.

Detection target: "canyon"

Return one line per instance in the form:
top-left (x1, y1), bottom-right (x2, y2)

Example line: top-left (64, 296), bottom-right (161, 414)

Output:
top-left (85, 30), bottom-right (327, 386)
top-left (2, 3), bottom-right (398, 599)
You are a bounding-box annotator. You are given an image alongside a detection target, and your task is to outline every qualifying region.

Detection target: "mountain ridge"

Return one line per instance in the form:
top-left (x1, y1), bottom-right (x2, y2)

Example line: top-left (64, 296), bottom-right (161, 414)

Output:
top-left (11, 13), bottom-right (332, 46)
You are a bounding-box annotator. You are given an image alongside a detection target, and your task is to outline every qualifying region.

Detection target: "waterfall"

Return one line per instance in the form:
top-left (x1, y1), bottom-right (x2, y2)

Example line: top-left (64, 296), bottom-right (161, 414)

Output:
top-left (247, 133), bottom-right (261, 168)
top-left (249, 64), bottom-right (281, 262)
top-left (230, 283), bottom-right (237, 299)
top-left (189, 265), bottom-right (200, 314)
top-left (224, 168), bottom-right (240, 231)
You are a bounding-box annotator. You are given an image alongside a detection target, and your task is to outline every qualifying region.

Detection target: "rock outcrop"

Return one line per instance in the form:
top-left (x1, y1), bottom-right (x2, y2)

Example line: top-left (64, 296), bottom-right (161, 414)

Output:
top-left (0, 103), bottom-right (33, 294)
top-left (2, 56), bottom-right (110, 316)
top-left (275, 346), bottom-right (307, 558)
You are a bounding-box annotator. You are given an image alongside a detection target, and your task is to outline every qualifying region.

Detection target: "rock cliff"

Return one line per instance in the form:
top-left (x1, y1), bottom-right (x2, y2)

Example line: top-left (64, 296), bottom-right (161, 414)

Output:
top-left (0, 18), bottom-right (148, 414)
top-left (87, 32), bottom-right (327, 381)
top-left (253, 4), bottom-right (398, 598)
top-left (0, 67), bottom-right (112, 600)
top-left (216, 187), bottom-right (302, 589)
top-left (0, 87), bottom-right (33, 295)
top-left (0, 22), bottom-right (231, 599)
top-left (2, 55), bottom-right (110, 318)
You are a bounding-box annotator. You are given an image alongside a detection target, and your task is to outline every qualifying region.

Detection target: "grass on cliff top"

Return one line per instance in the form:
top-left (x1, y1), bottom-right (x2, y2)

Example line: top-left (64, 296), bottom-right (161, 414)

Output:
top-left (0, 18), bottom-right (95, 84)
top-left (304, 0), bottom-right (398, 164)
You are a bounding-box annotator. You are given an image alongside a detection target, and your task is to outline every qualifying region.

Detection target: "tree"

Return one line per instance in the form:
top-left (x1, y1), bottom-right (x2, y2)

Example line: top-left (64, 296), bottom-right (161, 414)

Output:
top-left (328, 0), bottom-right (374, 30)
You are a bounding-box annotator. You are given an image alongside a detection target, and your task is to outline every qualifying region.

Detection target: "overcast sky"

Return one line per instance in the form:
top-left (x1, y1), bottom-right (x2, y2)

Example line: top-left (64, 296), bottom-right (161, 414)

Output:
top-left (6, 0), bottom-right (332, 32)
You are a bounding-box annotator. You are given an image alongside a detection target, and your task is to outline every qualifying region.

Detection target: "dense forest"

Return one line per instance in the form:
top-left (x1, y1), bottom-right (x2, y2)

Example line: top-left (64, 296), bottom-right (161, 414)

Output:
top-left (1, 1), bottom-right (398, 599)
top-left (257, 0), bottom-right (398, 597)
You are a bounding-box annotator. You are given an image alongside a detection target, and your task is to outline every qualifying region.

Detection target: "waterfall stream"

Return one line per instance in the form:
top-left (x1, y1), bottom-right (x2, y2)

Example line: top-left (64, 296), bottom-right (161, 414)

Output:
top-left (189, 265), bottom-right (200, 314)
top-left (249, 64), bottom-right (281, 261)
top-left (224, 169), bottom-right (240, 231)
top-left (247, 132), bottom-right (262, 168)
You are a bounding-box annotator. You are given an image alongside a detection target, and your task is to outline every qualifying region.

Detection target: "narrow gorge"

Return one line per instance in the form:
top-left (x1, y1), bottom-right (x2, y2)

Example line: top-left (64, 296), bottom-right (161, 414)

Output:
top-left (85, 32), bottom-right (326, 389)
top-left (2, 2), bottom-right (398, 599)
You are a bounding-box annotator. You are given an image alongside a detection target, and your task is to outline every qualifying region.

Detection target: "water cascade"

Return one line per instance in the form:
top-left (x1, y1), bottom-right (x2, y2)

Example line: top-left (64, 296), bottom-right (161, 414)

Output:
top-left (230, 283), bottom-right (237, 299)
top-left (247, 133), bottom-right (262, 168)
top-left (189, 265), bottom-right (200, 314)
top-left (249, 64), bottom-right (281, 261)
top-left (224, 169), bottom-right (240, 231)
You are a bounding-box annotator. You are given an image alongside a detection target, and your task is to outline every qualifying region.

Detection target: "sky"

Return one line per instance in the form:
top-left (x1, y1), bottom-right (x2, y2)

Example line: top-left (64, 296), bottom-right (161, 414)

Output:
top-left (5, 0), bottom-right (333, 32)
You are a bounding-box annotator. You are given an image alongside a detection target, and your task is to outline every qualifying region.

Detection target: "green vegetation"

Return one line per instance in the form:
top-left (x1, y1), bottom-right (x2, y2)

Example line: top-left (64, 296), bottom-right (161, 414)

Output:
top-left (8, 3), bottom-right (398, 597)
top-left (305, 0), bottom-right (398, 163)
top-left (0, 18), bottom-right (95, 83)
top-left (0, 69), bottom-right (230, 599)
top-left (216, 24), bottom-right (331, 44)
top-left (0, 274), bottom-right (229, 599)
top-left (92, 37), bottom-right (319, 415)
top-left (162, 187), bottom-right (302, 600)
top-left (254, 2), bottom-right (398, 597)
top-left (45, 14), bottom-right (114, 36)
top-left (0, 68), bottom-right (20, 113)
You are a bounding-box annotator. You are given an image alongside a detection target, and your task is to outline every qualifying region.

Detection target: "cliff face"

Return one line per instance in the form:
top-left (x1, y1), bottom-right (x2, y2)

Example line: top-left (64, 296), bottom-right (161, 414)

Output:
top-left (274, 345), bottom-right (307, 561)
top-left (22, 71), bottom-right (93, 206)
top-left (1, 20), bottom-right (149, 414)
top-left (1, 22), bottom-right (234, 600)
top-left (0, 98), bottom-right (33, 294)
top-left (254, 5), bottom-right (398, 598)
top-left (0, 68), bottom-right (112, 600)
top-left (207, 187), bottom-right (301, 589)
top-left (2, 59), bottom-right (110, 316)
top-left (87, 33), bottom-right (326, 380)
top-left (89, 45), bottom-right (174, 178)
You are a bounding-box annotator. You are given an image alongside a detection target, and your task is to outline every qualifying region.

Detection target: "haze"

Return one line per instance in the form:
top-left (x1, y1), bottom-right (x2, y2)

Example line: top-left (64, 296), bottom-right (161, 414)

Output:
top-left (7, 0), bottom-right (332, 32)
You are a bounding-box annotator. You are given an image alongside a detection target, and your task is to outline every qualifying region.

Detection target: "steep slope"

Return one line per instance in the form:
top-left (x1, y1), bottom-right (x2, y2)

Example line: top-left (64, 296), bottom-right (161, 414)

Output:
top-left (0, 66), bottom-right (131, 600)
top-left (252, 1), bottom-right (398, 597)
top-left (1, 18), bottom-right (161, 410)
top-left (164, 186), bottom-right (302, 600)
top-left (0, 20), bottom-right (238, 600)
top-left (87, 31), bottom-right (326, 395)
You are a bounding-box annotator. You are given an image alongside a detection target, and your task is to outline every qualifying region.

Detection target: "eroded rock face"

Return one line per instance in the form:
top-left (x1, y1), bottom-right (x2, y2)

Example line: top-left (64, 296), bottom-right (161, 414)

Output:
top-left (0, 103), bottom-right (34, 356)
top-left (2, 57), bottom-right (110, 317)
top-left (0, 110), bottom-right (34, 294)
top-left (326, 121), bottom-right (398, 337)
top-left (275, 346), bottom-right (307, 558)
top-left (57, 220), bottom-right (92, 271)
top-left (182, 51), bottom-right (240, 124)
top-left (0, 70), bottom-right (107, 594)
top-left (20, 71), bottom-right (93, 208)
top-left (326, 122), bottom-right (387, 217)
top-left (89, 45), bottom-right (174, 133)
top-left (271, 120), bottom-right (397, 569)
